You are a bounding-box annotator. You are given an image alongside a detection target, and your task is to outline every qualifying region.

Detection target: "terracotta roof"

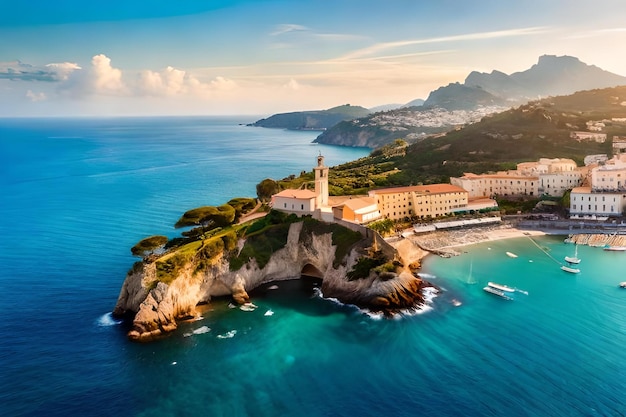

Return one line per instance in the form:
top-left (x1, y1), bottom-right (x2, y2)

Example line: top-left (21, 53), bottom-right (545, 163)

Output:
top-left (342, 197), bottom-right (378, 212)
top-left (273, 189), bottom-right (316, 199)
top-left (371, 183), bottom-right (467, 195)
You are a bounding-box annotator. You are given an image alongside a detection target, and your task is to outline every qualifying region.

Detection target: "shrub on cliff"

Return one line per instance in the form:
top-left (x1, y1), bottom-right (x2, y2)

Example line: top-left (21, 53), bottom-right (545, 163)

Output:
top-left (256, 179), bottom-right (280, 202)
top-left (227, 197), bottom-right (257, 221)
top-left (131, 235), bottom-right (169, 257)
top-left (175, 205), bottom-right (236, 229)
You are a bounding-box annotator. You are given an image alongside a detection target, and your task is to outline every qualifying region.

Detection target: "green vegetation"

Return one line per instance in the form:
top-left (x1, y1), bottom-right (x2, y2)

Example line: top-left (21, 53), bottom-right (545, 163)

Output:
top-left (299, 216), bottom-right (363, 268)
top-left (368, 218), bottom-right (395, 237)
top-left (175, 204), bottom-right (236, 229)
top-left (131, 235), bottom-right (169, 257)
top-left (347, 251), bottom-right (388, 281)
top-left (256, 179), bottom-right (280, 202)
top-left (229, 210), bottom-right (301, 271)
top-left (227, 197), bottom-right (257, 222)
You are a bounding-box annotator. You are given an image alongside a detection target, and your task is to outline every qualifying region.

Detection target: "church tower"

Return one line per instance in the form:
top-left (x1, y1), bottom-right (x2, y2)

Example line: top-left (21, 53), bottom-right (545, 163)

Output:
top-left (313, 154), bottom-right (329, 208)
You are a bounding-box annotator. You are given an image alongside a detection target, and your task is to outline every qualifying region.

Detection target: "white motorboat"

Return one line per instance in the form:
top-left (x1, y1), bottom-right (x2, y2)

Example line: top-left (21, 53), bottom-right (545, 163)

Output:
top-left (560, 264), bottom-right (580, 274)
top-left (483, 285), bottom-right (514, 300)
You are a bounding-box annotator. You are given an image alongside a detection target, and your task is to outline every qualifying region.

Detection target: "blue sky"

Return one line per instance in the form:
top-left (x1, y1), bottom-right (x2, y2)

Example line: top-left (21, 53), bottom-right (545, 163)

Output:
top-left (2, 0), bottom-right (626, 117)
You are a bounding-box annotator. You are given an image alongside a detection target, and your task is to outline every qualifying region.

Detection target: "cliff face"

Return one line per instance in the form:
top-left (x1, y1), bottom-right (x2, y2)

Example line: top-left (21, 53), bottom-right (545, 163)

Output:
top-left (113, 221), bottom-right (427, 341)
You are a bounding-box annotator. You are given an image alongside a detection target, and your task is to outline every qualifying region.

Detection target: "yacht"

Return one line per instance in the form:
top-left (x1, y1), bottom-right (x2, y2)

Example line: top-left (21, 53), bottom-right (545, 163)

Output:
top-left (619, 282), bottom-right (626, 288)
top-left (560, 264), bottom-right (580, 274)
top-left (483, 282), bottom-right (515, 300)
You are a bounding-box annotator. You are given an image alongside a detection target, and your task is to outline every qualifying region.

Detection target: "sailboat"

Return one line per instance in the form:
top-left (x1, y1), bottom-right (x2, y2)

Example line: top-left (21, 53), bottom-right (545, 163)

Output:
top-left (564, 244), bottom-right (581, 264)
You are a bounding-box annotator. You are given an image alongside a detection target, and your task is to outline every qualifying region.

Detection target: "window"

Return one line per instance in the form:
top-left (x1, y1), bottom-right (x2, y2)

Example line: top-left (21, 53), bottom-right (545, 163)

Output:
top-left (301, 204), bottom-right (304, 210)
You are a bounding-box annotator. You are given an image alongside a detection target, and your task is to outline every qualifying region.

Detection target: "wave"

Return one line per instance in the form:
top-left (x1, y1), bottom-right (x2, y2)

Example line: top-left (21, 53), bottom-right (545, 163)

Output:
top-left (217, 330), bottom-right (237, 339)
top-left (418, 273), bottom-right (437, 280)
top-left (96, 312), bottom-right (123, 327)
top-left (183, 326), bottom-right (211, 337)
top-left (240, 303), bottom-right (258, 312)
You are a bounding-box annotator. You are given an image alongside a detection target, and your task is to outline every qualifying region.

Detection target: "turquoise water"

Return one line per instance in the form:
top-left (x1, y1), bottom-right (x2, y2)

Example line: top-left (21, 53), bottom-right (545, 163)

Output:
top-left (1, 117), bottom-right (625, 416)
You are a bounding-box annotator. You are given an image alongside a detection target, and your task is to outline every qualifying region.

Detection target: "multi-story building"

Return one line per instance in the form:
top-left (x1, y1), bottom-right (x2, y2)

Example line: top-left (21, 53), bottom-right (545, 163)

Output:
top-left (368, 184), bottom-right (468, 220)
top-left (590, 155), bottom-right (626, 192)
top-left (569, 187), bottom-right (626, 217)
top-left (451, 173), bottom-right (539, 198)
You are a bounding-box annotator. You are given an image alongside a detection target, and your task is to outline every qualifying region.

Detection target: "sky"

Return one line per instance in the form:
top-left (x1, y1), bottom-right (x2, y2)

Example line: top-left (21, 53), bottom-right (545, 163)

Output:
top-left (2, 0), bottom-right (626, 117)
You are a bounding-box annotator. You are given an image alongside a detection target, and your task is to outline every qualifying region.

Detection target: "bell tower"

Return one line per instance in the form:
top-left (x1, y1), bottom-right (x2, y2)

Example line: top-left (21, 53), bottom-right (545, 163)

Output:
top-left (313, 153), bottom-right (329, 208)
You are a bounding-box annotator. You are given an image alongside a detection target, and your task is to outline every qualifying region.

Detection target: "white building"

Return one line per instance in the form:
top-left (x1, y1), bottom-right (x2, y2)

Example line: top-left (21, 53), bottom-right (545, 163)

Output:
top-left (590, 155), bottom-right (626, 192)
top-left (569, 186), bottom-right (626, 217)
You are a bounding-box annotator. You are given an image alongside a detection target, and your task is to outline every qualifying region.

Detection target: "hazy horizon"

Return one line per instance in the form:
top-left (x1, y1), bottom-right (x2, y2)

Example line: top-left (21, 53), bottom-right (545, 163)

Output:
top-left (3, 0), bottom-right (626, 117)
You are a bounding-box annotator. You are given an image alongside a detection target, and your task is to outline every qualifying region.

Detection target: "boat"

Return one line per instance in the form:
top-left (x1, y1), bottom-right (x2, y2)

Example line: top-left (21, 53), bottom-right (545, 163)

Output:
top-left (619, 282), bottom-right (626, 288)
top-left (564, 244), bottom-right (581, 264)
top-left (506, 251), bottom-right (518, 258)
top-left (483, 284), bottom-right (514, 300)
top-left (487, 281), bottom-right (515, 292)
top-left (603, 246), bottom-right (626, 251)
top-left (560, 264), bottom-right (580, 274)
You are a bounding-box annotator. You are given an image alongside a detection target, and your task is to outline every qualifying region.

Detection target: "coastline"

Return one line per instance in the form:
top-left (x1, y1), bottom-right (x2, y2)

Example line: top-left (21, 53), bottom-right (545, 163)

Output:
top-left (392, 223), bottom-right (567, 266)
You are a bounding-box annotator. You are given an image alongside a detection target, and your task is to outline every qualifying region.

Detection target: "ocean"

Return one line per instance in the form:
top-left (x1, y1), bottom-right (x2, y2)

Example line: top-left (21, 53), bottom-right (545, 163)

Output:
top-left (1, 116), bottom-right (625, 417)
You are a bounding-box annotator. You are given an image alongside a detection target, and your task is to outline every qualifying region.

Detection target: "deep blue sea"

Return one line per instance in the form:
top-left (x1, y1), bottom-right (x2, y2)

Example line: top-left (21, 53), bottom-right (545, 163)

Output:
top-left (1, 117), bottom-right (625, 417)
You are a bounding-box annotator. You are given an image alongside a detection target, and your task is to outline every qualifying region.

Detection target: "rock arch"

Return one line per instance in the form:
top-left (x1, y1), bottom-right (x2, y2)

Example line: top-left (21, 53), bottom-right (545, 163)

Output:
top-left (301, 263), bottom-right (324, 279)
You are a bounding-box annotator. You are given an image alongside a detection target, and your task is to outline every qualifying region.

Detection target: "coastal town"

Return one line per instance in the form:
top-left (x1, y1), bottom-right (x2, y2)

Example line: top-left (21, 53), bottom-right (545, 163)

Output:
top-left (271, 127), bottom-right (626, 229)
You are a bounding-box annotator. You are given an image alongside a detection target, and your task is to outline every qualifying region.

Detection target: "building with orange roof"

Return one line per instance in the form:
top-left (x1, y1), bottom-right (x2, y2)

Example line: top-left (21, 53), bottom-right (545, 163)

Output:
top-left (368, 184), bottom-right (469, 220)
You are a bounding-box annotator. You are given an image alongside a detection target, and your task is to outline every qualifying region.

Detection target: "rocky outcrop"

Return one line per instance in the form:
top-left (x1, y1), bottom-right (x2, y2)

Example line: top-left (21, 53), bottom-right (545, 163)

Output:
top-left (113, 221), bottom-right (429, 341)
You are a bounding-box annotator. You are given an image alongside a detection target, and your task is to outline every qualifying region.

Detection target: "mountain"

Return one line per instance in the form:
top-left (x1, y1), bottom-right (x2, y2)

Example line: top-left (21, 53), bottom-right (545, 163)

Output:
top-left (315, 86), bottom-right (626, 192)
top-left (315, 55), bottom-right (626, 148)
top-left (369, 103), bottom-right (405, 112)
top-left (422, 83), bottom-right (506, 110)
top-left (465, 55), bottom-right (626, 100)
top-left (249, 104), bottom-right (371, 130)
top-left (403, 98), bottom-right (425, 108)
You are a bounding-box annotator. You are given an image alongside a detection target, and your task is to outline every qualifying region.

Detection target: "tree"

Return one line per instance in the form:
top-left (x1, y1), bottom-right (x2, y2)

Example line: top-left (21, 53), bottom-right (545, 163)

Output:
top-left (131, 235), bottom-right (169, 257)
top-left (256, 178), bottom-right (279, 202)
top-left (175, 205), bottom-right (236, 229)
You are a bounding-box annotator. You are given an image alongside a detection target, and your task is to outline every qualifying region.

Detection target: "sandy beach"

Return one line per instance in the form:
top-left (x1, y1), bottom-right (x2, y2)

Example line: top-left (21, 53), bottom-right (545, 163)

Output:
top-left (392, 223), bottom-right (565, 266)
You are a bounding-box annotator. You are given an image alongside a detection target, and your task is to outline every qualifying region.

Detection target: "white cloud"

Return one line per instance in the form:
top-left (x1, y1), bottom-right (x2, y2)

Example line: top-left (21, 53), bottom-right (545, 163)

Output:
top-left (26, 90), bottom-right (46, 102)
top-left (91, 54), bottom-right (125, 94)
top-left (45, 62), bottom-right (81, 80)
top-left (271, 24), bottom-right (309, 36)
top-left (340, 27), bottom-right (550, 60)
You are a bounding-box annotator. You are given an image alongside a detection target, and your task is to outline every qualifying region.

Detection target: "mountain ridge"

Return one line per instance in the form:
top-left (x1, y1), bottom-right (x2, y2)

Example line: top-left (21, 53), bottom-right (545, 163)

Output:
top-left (314, 55), bottom-right (626, 148)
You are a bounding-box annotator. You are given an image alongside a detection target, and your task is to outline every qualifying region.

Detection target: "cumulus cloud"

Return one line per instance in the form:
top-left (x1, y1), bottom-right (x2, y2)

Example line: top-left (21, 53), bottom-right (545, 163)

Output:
top-left (91, 54), bottom-right (125, 93)
top-left (26, 90), bottom-right (46, 102)
top-left (136, 66), bottom-right (235, 96)
top-left (0, 60), bottom-right (80, 82)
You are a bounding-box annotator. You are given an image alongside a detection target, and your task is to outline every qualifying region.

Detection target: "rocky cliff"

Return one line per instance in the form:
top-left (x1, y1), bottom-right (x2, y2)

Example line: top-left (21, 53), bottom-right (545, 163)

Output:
top-left (113, 220), bottom-right (429, 341)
